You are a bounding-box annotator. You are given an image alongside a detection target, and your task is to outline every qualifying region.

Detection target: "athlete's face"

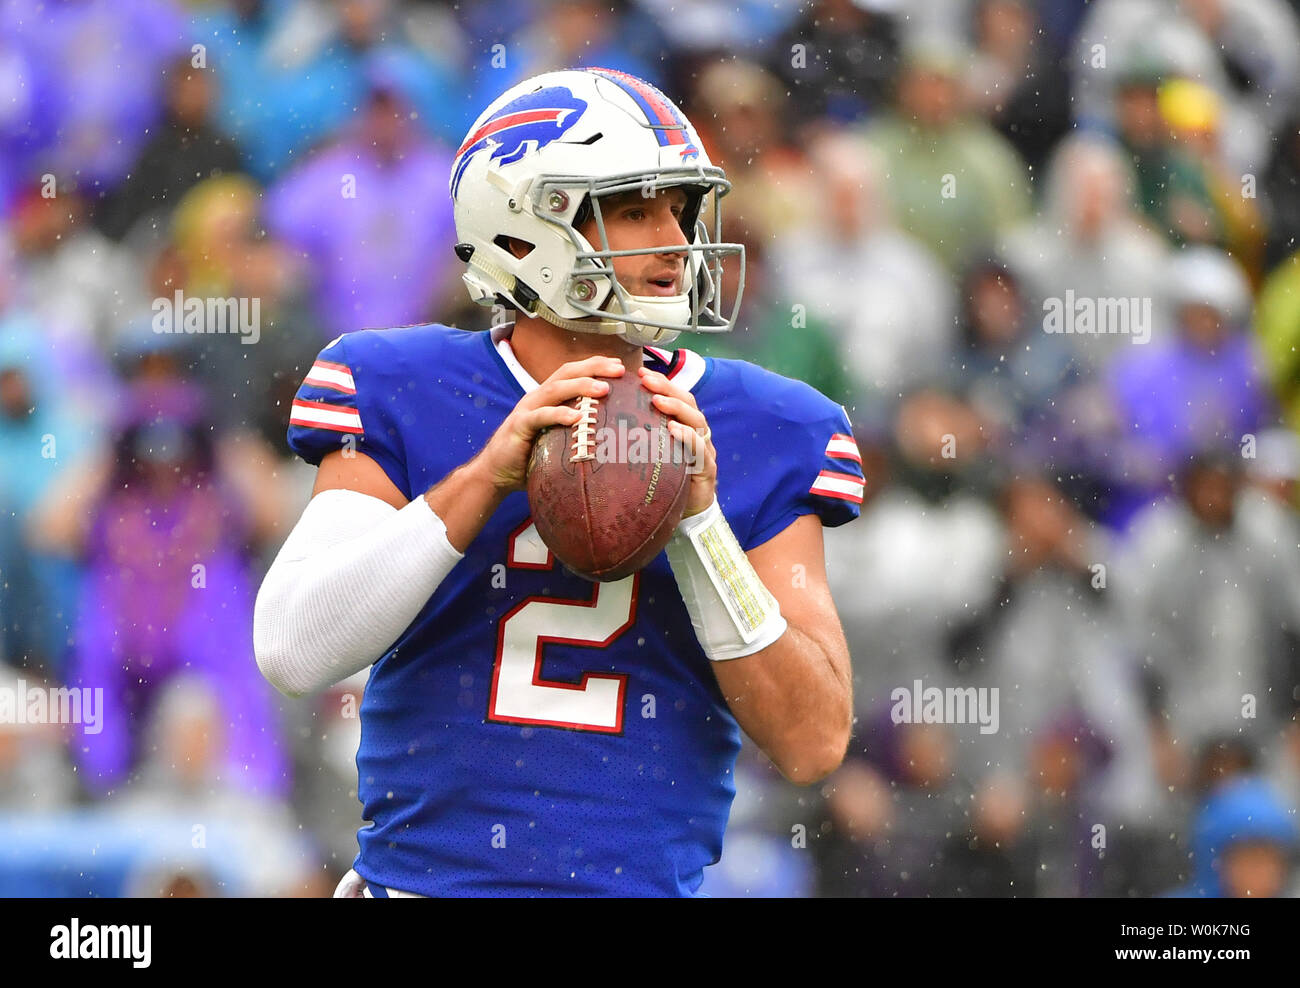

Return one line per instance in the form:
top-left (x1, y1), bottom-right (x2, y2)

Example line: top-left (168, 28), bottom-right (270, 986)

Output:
top-left (578, 187), bottom-right (690, 299)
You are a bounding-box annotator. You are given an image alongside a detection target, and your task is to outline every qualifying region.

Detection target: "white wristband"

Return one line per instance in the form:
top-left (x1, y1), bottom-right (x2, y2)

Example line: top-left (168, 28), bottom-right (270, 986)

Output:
top-left (665, 496), bottom-right (787, 661)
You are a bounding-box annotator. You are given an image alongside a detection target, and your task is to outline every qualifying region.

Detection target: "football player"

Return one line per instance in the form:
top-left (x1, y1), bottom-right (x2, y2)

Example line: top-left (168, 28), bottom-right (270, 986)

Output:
top-left (253, 67), bottom-right (866, 897)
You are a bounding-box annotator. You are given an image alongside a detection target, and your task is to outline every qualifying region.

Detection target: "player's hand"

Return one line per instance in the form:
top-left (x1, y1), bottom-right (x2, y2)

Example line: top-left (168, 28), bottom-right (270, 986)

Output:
top-left (476, 355), bottom-right (627, 494)
top-left (638, 367), bottom-right (716, 519)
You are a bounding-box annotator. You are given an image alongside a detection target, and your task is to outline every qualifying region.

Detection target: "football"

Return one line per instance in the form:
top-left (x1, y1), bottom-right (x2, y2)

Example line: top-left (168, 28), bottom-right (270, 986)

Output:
top-left (526, 364), bottom-right (692, 581)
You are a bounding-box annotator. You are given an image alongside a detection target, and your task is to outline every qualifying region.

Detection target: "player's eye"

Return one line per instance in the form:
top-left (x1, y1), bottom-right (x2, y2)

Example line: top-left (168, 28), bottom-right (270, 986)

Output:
top-left (625, 208), bottom-right (647, 220)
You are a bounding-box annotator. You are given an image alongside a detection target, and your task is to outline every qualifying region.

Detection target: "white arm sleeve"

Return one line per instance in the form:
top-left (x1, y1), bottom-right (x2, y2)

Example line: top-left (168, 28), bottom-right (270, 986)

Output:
top-left (252, 488), bottom-right (464, 697)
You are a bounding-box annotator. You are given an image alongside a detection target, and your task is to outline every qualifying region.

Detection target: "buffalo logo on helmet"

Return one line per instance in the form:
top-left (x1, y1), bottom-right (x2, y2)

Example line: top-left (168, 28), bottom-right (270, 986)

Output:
top-left (451, 86), bottom-right (589, 199)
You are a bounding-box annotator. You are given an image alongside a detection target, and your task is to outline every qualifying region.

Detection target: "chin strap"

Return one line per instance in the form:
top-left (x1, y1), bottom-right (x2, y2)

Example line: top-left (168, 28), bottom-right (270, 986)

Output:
top-left (532, 298), bottom-right (634, 336)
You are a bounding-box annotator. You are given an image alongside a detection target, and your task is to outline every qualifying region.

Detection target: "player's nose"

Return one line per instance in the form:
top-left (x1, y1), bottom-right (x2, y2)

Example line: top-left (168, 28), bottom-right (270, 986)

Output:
top-left (653, 208), bottom-right (689, 257)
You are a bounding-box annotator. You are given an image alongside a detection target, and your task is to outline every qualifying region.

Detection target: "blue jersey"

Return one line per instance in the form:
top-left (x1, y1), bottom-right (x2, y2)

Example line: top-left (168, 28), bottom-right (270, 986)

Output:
top-left (286, 323), bottom-right (864, 896)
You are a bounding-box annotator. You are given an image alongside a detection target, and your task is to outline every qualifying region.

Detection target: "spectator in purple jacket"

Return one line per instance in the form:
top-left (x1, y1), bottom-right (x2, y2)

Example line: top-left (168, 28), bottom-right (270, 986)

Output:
top-left (265, 75), bottom-right (457, 338)
top-left (1106, 248), bottom-right (1276, 528)
top-left (63, 377), bottom-right (290, 797)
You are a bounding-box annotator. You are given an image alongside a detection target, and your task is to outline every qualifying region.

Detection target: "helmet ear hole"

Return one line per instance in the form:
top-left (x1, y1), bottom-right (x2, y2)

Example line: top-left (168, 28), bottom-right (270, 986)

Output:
top-left (494, 235), bottom-right (535, 259)
top-left (680, 187), bottom-right (706, 240)
top-left (573, 195), bottom-right (593, 232)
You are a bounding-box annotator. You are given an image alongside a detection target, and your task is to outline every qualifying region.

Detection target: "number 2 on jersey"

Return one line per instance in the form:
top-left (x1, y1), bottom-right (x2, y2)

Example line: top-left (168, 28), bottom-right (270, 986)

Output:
top-left (487, 519), bottom-right (638, 733)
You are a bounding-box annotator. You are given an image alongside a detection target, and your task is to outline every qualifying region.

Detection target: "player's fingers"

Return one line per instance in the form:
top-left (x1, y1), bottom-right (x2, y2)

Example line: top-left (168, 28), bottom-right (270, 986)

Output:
top-left (668, 419), bottom-right (714, 474)
top-left (651, 392), bottom-right (707, 431)
top-left (667, 418), bottom-right (697, 456)
top-left (546, 356), bottom-right (626, 385)
top-left (668, 417), bottom-right (714, 454)
top-left (639, 367), bottom-right (699, 409)
top-left (531, 375), bottom-right (610, 409)
top-left (518, 404), bottom-right (583, 439)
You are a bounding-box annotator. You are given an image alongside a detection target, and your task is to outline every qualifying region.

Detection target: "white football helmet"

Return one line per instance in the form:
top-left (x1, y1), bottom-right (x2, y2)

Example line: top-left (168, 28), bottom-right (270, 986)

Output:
top-left (449, 67), bottom-right (745, 346)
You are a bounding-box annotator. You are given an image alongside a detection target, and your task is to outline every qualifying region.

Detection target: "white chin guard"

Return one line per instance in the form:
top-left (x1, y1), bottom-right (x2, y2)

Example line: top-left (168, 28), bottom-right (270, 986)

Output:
top-left (603, 291), bottom-right (688, 346)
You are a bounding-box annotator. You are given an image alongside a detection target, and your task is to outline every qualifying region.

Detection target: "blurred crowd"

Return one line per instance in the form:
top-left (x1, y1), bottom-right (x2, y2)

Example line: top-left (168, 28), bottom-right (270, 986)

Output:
top-left (0, 0), bottom-right (1298, 897)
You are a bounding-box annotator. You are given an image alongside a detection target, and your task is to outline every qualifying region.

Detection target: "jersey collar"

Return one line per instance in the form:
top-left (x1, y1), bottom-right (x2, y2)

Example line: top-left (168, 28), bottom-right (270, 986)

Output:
top-left (489, 324), bottom-right (708, 395)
